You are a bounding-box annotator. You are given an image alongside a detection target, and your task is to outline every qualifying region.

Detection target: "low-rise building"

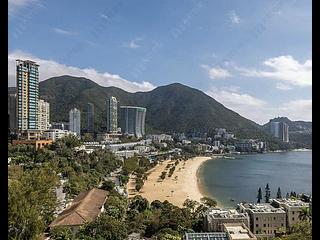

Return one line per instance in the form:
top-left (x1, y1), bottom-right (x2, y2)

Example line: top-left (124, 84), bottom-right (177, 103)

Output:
top-left (107, 140), bottom-right (149, 152)
top-left (43, 129), bottom-right (77, 141)
top-left (271, 198), bottom-right (310, 228)
top-left (96, 132), bottom-right (122, 143)
top-left (204, 208), bottom-right (250, 232)
top-left (147, 134), bottom-right (173, 143)
top-left (184, 232), bottom-right (228, 240)
top-left (223, 223), bottom-right (257, 240)
top-left (12, 139), bottom-right (53, 150)
top-left (238, 203), bottom-right (286, 237)
top-left (182, 139), bottom-right (191, 145)
top-left (115, 150), bottom-right (139, 159)
top-left (49, 188), bottom-right (108, 231)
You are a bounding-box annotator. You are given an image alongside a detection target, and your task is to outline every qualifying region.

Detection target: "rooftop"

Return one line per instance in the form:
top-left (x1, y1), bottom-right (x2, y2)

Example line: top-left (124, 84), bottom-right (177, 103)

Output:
top-left (185, 232), bottom-right (228, 240)
top-left (240, 203), bottom-right (285, 214)
top-left (272, 198), bottom-right (309, 208)
top-left (206, 208), bottom-right (248, 219)
top-left (49, 188), bottom-right (108, 228)
top-left (224, 224), bottom-right (257, 240)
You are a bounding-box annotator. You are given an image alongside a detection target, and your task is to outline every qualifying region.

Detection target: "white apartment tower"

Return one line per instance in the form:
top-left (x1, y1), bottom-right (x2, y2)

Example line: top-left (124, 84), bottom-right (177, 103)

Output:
top-left (38, 99), bottom-right (50, 130)
top-left (106, 96), bottom-right (118, 133)
top-left (69, 108), bottom-right (81, 136)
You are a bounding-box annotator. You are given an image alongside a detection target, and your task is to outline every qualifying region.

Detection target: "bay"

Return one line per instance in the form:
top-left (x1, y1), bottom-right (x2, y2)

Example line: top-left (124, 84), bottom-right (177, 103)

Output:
top-left (198, 151), bottom-right (312, 208)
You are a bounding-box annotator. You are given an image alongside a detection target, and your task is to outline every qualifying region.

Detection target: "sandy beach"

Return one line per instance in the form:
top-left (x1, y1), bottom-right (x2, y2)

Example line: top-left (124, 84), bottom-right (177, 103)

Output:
top-left (127, 156), bottom-right (218, 207)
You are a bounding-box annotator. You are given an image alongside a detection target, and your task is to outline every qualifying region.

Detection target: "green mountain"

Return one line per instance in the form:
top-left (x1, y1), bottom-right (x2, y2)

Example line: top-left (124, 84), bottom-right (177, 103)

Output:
top-left (37, 75), bottom-right (268, 138)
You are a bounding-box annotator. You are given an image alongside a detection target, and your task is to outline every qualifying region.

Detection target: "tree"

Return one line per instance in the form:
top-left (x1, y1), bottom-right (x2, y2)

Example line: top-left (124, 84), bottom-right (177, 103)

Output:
top-left (76, 214), bottom-right (128, 240)
top-left (49, 226), bottom-right (75, 240)
top-left (277, 187), bottom-right (282, 199)
top-left (129, 195), bottom-right (149, 212)
top-left (160, 171), bottom-right (166, 180)
top-left (286, 192), bottom-right (290, 198)
top-left (265, 183), bottom-right (271, 203)
top-left (100, 180), bottom-right (115, 191)
top-left (257, 187), bottom-right (262, 203)
top-left (299, 207), bottom-right (311, 222)
top-left (183, 199), bottom-right (198, 212)
top-left (200, 197), bottom-right (217, 208)
top-left (135, 178), bottom-right (144, 192)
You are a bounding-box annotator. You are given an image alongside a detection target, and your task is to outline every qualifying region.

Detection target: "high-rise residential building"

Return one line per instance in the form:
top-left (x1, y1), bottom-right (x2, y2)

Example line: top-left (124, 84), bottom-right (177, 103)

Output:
top-left (87, 103), bottom-right (94, 133)
top-left (106, 96), bottom-right (118, 133)
top-left (120, 106), bottom-right (146, 138)
top-left (8, 90), bottom-right (17, 133)
top-left (16, 59), bottom-right (39, 130)
top-left (38, 99), bottom-right (50, 130)
top-left (270, 121), bottom-right (289, 142)
top-left (69, 108), bottom-right (81, 136)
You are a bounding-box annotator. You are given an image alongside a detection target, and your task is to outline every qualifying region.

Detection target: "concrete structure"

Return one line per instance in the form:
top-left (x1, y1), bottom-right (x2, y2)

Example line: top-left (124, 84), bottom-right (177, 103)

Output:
top-left (270, 121), bottom-right (289, 142)
top-left (120, 106), bottom-right (146, 138)
top-left (107, 140), bottom-right (148, 152)
top-left (69, 108), bottom-right (81, 137)
top-left (115, 150), bottom-right (139, 159)
top-left (51, 122), bottom-right (69, 130)
top-left (16, 59), bottom-right (39, 130)
top-left (38, 99), bottom-right (50, 130)
top-left (204, 208), bottom-right (250, 232)
top-left (87, 103), bottom-right (94, 133)
top-left (271, 198), bottom-right (309, 228)
top-left (185, 232), bottom-right (228, 240)
top-left (8, 90), bottom-right (17, 133)
top-left (96, 132), bottom-right (122, 143)
top-left (147, 134), bottom-right (173, 143)
top-left (20, 129), bottom-right (44, 140)
top-left (43, 129), bottom-right (77, 141)
top-left (238, 203), bottom-right (286, 237)
top-left (106, 96), bottom-right (118, 133)
top-left (12, 139), bottom-right (53, 150)
top-left (223, 223), bottom-right (257, 240)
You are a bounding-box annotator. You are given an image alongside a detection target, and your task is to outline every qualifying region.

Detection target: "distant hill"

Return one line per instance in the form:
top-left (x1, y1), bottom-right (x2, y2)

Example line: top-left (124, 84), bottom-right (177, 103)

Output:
top-left (263, 117), bottom-right (312, 147)
top-left (34, 75), bottom-right (269, 138)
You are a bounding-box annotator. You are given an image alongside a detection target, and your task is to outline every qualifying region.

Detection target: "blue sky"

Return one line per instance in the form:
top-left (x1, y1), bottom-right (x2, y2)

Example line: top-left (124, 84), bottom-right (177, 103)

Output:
top-left (8, 0), bottom-right (312, 124)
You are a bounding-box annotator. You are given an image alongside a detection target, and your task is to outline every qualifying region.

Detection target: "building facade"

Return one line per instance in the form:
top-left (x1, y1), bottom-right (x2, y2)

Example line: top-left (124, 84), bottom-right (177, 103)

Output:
top-left (8, 91), bottom-right (17, 133)
top-left (238, 203), bottom-right (286, 237)
top-left (106, 96), bottom-right (118, 133)
top-left (270, 121), bottom-right (289, 142)
top-left (203, 208), bottom-right (250, 232)
top-left (120, 106), bottom-right (146, 138)
top-left (69, 108), bottom-right (81, 137)
top-left (87, 103), bottom-right (94, 133)
top-left (271, 198), bottom-right (309, 229)
top-left (16, 59), bottom-right (39, 130)
top-left (38, 99), bottom-right (50, 130)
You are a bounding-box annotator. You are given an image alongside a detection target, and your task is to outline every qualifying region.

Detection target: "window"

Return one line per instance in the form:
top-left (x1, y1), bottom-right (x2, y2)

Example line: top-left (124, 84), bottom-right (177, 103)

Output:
top-left (292, 211), bottom-right (295, 215)
top-left (274, 217), bottom-right (276, 220)
top-left (281, 224), bottom-right (284, 227)
top-left (256, 217), bottom-right (258, 221)
top-left (292, 217), bottom-right (295, 221)
top-left (256, 231), bottom-right (258, 234)
top-left (256, 224), bottom-right (259, 227)
top-left (264, 224), bottom-right (266, 227)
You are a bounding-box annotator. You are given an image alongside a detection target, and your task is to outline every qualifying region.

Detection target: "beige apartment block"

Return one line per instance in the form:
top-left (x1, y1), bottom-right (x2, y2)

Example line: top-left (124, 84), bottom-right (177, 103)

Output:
top-left (238, 203), bottom-right (286, 237)
top-left (271, 198), bottom-right (310, 229)
top-left (223, 223), bottom-right (257, 240)
top-left (204, 208), bottom-right (250, 232)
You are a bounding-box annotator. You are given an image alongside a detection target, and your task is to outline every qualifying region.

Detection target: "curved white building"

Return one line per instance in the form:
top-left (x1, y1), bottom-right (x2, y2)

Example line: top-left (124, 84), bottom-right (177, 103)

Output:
top-left (120, 106), bottom-right (146, 138)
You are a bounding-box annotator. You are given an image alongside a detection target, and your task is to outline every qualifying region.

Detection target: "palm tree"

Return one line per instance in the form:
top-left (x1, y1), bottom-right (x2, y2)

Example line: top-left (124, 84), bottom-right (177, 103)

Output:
top-left (299, 207), bottom-right (311, 222)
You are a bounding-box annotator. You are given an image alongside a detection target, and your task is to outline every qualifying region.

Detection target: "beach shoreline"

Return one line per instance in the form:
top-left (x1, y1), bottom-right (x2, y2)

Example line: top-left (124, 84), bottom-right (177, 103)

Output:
top-left (127, 155), bottom-right (222, 208)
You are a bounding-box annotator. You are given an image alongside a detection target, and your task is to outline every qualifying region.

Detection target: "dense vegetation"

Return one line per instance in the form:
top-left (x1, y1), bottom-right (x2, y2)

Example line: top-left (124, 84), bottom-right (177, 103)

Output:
top-left (35, 75), bottom-right (265, 137)
top-left (8, 135), bottom-right (123, 239)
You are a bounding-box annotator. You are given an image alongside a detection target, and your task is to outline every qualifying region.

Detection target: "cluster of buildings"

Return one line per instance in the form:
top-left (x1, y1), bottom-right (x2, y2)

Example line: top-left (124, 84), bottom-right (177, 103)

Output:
top-left (8, 59), bottom-right (148, 150)
top-left (185, 197), bottom-right (310, 240)
top-left (270, 120), bottom-right (289, 142)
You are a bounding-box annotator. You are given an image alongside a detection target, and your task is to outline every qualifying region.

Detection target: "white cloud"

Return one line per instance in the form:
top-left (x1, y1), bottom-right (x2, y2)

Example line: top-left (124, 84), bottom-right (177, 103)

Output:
top-left (205, 86), bottom-right (311, 124)
top-left (52, 28), bottom-right (78, 36)
top-left (100, 14), bottom-right (109, 20)
top-left (236, 55), bottom-right (312, 87)
top-left (229, 10), bottom-right (241, 24)
top-left (201, 65), bottom-right (232, 79)
top-left (8, 50), bottom-right (156, 93)
top-left (123, 38), bottom-right (143, 49)
top-left (275, 83), bottom-right (292, 91)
